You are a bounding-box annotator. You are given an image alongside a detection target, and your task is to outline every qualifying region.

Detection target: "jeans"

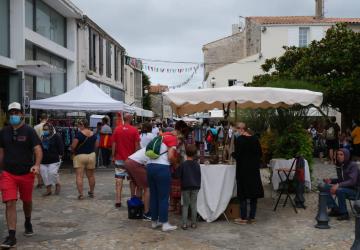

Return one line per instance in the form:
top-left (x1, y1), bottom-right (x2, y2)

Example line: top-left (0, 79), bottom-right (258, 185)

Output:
top-left (182, 190), bottom-right (199, 225)
top-left (240, 198), bottom-right (257, 220)
top-left (324, 184), bottom-right (357, 214)
top-left (147, 163), bottom-right (171, 223)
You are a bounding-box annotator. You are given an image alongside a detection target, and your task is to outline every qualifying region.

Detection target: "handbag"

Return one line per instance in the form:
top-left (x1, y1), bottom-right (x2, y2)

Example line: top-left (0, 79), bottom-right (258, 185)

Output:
top-left (71, 136), bottom-right (89, 160)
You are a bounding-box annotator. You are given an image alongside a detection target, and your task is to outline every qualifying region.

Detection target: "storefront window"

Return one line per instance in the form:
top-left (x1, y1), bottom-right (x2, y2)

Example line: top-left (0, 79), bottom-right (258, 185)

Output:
top-left (35, 0), bottom-right (66, 47)
top-left (25, 0), bottom-right (34, 29)
top-left (0, 0), bottom-right (10, 57)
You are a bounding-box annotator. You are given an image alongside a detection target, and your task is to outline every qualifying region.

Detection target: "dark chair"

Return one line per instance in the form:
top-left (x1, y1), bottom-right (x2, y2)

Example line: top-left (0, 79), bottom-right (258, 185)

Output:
top-left (273, 156), bottom-right (306, 213)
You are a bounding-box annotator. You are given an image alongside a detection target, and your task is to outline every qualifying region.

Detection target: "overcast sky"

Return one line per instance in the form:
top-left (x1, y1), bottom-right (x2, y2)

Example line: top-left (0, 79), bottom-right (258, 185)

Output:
top-left (71, 0), bottom-right (360, 89)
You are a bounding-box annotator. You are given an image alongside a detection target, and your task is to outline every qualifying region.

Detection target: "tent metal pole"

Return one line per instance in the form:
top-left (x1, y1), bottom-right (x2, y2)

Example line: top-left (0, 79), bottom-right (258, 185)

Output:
top-left (235, 101), bottom-right (238, 122)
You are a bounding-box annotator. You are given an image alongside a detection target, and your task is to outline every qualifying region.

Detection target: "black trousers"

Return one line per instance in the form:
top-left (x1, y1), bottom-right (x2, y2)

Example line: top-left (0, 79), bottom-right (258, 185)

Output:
top-left (101, 148), bottom-right (111, 166)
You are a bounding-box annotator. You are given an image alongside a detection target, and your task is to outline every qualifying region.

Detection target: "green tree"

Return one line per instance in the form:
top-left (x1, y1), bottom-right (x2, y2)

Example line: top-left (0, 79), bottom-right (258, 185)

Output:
top-left (251, 23), bottom-right (360, 127)
top-left (142, 72), bottom-right (151, 110)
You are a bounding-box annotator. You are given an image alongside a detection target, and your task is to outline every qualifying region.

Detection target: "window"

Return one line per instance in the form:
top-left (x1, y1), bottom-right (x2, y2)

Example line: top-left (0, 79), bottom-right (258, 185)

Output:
top-left (130, 72), bottom-right (134, 96)
top-left (33, 46), bottom-right (66, 96)
top-left (25, 0), bottom-right (34, 29)
top-left (89, 28), bottom-right (96, 71)
top-left (228, 79), bottom-right (236, 87)
top-left (124, 68), bottom-right (127, 91)
top-left (299, 27), bottom-right (310, 48)
top-left (99, 37), bottom-right (103, 75)
top-left (35, 0), bottom-right (66, 47)
top-left (114, 47), bottom-right (119, 81)
top-left (106, 41), bottom-right (111, 78)
top-left (0, 0), bottom-right (10, 57)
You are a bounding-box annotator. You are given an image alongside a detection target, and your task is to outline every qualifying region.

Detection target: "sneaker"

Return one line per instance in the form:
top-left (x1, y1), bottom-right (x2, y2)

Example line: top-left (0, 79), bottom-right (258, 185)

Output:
top-left (24, 222), bottom-right (34, 237)
top-left (162, 222), bottom-right (177, 232)
top-left (1, 236), bottom-right (16, 248)
top-left (143, 212), bottom-right (151, 221)
top-left (115, 203), bottom-right (121, 208)
top-left (337, 213), bottom-right (350, 221)
top-left (151, 221), bottom-right (162, 229)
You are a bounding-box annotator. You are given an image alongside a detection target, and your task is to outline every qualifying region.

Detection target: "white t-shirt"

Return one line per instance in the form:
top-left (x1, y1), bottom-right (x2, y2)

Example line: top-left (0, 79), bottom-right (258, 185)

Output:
top-left (128, 148), bottom-right (149, 165)
top-left (147, 143), bottom-right (174, 165)
top-left (140, 133), bottom-right (155, 148)
top-left (152, 126), bottom-right (159, 136)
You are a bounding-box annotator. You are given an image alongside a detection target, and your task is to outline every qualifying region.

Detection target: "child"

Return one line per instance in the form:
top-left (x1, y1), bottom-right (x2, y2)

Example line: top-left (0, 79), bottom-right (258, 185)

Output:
top-left (174, 144), bottom-right (201, 230)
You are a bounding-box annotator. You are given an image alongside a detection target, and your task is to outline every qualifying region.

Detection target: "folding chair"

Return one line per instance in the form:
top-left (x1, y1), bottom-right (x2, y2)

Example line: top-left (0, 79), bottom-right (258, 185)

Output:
top-left (273, 158), bottom-right (298, 213)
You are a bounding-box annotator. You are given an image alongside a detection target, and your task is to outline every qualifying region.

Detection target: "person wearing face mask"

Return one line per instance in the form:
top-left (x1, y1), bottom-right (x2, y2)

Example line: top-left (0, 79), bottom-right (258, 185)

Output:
top-left (0, 102), bottom-right (43, 248)
top-left (39, 123), bottom-right (64, 196)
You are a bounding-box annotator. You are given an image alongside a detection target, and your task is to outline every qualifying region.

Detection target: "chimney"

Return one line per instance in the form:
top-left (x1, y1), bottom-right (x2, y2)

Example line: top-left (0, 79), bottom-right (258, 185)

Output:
top-left (315, 0), bottom-right (324, 19)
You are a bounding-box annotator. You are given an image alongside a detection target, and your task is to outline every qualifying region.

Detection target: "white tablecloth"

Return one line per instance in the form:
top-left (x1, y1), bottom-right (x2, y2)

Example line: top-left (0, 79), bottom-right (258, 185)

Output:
top-left (197, 164), bottom-right (236, 222)
top-left (270, 158), bottom-right (311, 191)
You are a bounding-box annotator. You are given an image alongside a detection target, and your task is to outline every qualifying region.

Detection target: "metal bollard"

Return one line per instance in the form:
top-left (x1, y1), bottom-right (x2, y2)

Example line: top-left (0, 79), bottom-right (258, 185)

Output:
top-left (315, 183), bottom-right (330, 229)
top-left (351, 201), bottom-right (360, 250)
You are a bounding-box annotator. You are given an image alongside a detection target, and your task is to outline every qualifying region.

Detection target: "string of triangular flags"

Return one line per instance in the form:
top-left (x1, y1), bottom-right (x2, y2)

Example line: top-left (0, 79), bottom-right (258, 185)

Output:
top-left (168, 64), bottom-right (201, 89)
top-left (143, 64), bottom-right (204, 74)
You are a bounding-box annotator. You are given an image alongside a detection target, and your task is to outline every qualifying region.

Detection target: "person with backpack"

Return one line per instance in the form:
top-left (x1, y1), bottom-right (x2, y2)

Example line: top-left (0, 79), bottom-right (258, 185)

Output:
top-left (145, 130), bottom-right (178, 231)
top-left (325, 117), bottom-right (340, 164)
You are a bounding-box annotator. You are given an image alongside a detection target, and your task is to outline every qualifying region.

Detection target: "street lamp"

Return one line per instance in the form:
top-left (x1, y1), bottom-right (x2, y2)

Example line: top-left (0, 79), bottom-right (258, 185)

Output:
top-left (210, 77), bottom-right (216, 88)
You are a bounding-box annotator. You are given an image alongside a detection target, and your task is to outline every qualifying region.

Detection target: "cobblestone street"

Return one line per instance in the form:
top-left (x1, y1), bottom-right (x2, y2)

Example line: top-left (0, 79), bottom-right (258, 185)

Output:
top-left (0, 159), bottom-right (355, 249)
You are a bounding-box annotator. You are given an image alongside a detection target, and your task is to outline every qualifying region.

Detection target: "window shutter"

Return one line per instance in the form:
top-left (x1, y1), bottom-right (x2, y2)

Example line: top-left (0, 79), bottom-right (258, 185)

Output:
top-left (310, 27), bottom-right (324, 42)
top-left (288, 28), bottom-right (299, 47)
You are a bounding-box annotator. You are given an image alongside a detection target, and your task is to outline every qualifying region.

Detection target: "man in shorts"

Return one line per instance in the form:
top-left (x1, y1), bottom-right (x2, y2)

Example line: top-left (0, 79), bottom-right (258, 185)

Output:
top-left (0, 102), bottom-right (42, 248)
top-left (112, 114), bottom-right (140, 208)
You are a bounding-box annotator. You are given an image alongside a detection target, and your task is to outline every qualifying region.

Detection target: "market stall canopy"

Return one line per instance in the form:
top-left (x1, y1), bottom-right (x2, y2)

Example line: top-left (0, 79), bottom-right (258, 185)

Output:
top-left (163, 86), bottom-right (323, 115)
top-left (30, 80), bottom-right (134, 112)
top-left (133, 107), bottom-right (154, 118)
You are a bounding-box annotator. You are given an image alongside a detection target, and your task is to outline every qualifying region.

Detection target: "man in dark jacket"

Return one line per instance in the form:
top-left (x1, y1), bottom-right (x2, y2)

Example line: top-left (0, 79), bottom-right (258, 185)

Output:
top-left (324, 148), bottom-right (360, 220)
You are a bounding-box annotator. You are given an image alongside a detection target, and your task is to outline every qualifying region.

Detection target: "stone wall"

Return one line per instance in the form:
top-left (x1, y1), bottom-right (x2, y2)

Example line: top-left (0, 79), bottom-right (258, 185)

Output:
top-left (202, 32), bottom-right (246, 80)
top-left (245, 18), bottom-right (262, 57)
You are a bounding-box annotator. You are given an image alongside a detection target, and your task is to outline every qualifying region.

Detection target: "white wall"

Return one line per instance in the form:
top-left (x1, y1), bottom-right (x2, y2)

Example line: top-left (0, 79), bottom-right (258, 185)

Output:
top-left (206, 54), bottom-right (264, 88)
top-left (207, 25), bottom-right (331, 88)
top-left (124, 64), bottom-right (135, 105)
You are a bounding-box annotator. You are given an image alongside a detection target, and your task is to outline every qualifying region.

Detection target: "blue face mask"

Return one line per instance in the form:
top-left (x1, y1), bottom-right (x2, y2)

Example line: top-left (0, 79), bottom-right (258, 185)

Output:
top-left (43, 131), bottom-right (50, 137)
top-left (9, 115), bottom-right (21, 126)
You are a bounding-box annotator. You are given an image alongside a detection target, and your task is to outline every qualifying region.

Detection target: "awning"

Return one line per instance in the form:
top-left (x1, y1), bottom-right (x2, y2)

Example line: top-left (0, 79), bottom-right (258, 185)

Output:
top-left (163, 86), bottom-right (323, 115)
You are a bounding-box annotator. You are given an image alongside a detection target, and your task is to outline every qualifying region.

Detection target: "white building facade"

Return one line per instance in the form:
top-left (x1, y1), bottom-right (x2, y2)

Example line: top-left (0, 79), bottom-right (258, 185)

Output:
top-left (124, 57), bottom-right (143, 108)
top-left (0, 0), bottom-right (82, 121)
top-left (204, 17), bottom-right (360, 88)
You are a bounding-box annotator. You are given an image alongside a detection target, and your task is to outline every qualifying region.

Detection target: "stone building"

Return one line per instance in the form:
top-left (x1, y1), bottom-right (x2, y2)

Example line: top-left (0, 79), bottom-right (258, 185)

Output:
top-left (148, 84), bottom-right (171, 119)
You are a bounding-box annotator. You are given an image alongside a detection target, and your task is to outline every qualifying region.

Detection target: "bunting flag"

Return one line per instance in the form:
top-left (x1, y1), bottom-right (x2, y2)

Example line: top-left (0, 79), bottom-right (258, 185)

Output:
top-left (142, 64), bottom-right (204, 74)
top-left (168, 64), bottom-right (201, 89)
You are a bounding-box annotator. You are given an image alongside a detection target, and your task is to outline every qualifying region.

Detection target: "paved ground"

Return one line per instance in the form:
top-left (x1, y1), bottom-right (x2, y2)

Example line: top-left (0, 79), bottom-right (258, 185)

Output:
top-left (0, 159), bottom-right (356, 249)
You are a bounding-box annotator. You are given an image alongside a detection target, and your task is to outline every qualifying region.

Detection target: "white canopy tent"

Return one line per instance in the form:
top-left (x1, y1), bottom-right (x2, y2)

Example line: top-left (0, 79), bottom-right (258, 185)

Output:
top-left (163, 86), bottom-right (323, 115)
top-left (133, 107), bottom-right (154, 118)
top-left (30, 80), bottom-right (134, 112)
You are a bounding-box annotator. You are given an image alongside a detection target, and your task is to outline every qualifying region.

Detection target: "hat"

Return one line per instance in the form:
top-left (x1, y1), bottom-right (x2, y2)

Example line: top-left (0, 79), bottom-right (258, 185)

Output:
top-left (8, 102), bottom-right (22, 111)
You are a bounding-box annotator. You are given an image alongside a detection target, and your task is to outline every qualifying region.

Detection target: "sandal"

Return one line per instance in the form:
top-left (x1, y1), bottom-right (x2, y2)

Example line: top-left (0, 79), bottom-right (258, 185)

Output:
top-left (191, 223), bottom-right (197, 229)
top-left (78, 194), bottom-right (84, 200)
top-left (181, 224), bottom-right (188, 230)
top-left (88, 191), bottom-right (94, 198)
top-left (234, 218), bottom-right (248, 225)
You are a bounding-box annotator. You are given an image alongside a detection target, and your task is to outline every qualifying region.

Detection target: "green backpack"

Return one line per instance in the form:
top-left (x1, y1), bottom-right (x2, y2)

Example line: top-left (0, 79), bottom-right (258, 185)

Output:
top-left (145, 136), bottom-right (168, 159)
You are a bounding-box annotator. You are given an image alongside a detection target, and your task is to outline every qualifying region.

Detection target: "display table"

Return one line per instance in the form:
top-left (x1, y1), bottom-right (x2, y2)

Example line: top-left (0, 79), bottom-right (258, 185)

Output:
top-left (197, 164), bottom-right (236, 222)
top-left (269, 158), bottom-right (311, 191)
